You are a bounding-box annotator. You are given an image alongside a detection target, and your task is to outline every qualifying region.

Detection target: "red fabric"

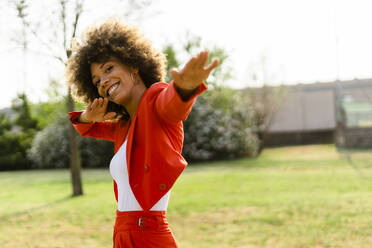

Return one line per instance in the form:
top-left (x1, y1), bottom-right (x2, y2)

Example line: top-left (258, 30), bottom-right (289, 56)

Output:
top-left (113, 211), bottom-right (178, 248)
top-left (69, 81), bottom-right (207, 210)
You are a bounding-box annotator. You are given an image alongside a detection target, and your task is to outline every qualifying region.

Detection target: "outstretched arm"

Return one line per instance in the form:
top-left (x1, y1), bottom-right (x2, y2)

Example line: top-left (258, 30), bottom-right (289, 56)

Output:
top-left (154, 51), bottom-right (219, 123)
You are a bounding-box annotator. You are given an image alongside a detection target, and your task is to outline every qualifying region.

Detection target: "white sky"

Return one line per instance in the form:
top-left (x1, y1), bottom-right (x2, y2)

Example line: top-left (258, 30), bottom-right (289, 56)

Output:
top-left (1, 0), bottom-right (372, 108)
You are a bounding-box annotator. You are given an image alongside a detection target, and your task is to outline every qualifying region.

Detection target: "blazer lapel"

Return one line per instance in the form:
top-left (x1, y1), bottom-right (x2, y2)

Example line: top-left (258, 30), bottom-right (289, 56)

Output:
top-left (126, 115), bottom-right (137, 176)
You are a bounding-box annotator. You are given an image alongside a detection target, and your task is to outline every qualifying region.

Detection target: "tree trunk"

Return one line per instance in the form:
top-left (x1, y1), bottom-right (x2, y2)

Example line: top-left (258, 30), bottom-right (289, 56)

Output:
top-left (67, 87), bottom-right (83, 196)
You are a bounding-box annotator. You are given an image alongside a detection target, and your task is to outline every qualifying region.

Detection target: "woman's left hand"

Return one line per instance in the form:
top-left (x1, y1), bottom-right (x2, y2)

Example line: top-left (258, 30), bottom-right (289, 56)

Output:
top-left (170, 51), bottom-right (219, 91)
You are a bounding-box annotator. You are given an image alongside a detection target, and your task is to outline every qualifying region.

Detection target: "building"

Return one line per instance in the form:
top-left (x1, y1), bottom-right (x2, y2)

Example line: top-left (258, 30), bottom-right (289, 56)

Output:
top-left (264, 78), bottom-right (372, 147)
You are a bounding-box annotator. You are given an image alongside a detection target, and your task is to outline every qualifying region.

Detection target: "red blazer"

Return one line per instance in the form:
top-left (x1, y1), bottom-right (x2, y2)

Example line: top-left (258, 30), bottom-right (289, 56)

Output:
top-left (69, 81), bottom-right (207, 211)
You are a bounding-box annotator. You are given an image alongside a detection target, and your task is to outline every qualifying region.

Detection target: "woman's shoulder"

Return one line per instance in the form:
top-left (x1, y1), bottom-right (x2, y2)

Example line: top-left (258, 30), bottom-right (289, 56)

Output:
top-left (142, 81), bottom-right (169, 99)
top-left (148, 81), bottom-right (168, 91)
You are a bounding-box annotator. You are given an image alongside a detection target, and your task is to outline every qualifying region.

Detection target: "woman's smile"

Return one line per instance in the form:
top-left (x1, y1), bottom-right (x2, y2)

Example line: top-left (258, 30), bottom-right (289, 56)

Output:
top-left (107, 81), bottom-right (120, 98)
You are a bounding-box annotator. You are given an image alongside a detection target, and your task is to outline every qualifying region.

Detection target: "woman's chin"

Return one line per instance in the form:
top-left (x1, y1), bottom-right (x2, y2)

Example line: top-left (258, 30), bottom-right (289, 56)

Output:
top-left (110, 95), bottom-right (126, 106)
top-left (110, 98), bottom-right (121, 105)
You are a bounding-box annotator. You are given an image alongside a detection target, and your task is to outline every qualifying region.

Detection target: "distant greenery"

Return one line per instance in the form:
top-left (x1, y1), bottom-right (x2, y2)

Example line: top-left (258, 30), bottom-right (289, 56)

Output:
top-left (1, 145), bottom-right (371, 247)
top-left (0, 94), bottom-right (38, 170)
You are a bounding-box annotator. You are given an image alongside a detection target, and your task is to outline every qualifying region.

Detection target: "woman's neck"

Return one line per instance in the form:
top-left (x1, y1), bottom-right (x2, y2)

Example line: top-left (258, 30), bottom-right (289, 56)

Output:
top-left (125, 83), bottom-right (147, 120)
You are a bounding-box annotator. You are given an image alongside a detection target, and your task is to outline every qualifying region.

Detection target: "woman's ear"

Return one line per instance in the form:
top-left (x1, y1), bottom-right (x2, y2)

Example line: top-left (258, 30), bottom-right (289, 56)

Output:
top-left (125, 64), bottom-right (138, 73)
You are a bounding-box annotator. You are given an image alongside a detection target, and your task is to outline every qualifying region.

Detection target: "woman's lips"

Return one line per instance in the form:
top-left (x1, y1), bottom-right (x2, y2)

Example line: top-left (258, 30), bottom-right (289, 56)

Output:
top-left (107, 82), bottom-right (120, 97)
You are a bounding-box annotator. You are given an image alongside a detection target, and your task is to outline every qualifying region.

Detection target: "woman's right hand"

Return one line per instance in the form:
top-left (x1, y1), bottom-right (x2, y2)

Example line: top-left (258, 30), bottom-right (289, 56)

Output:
top-left (79, 97), bottom-right (117, 123)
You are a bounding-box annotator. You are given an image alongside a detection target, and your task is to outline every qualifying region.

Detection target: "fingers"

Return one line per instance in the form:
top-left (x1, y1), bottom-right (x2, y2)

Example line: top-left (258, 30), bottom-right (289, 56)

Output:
top-left (187, 51), bottom-right (207, 70)
top-left (90, 98), bottom-right (97, 110)
top-left (184, 56), bottom-right (197, 71)
top-left (98, 97), bottom-right (104, 107)
top-left (90, 97), bottom-right (107, 111)
top-left (103, 112), bottom-right (117, 120)
top-left (87, 101), bottom-right (92, 111)
top-left (195, 51), bottom-right (208, 68)
top-left (103, 97), bottom-right (109, 108)
top-left (205, 58), bottom-right (219, 74)
top-left (85, 97), bottom-right (114, 122)
top-left (194, 51), bottom-right (218, 73)
top-left (171, 51), bottom-right (219, 87)
top-left (170, 69), bottom-right (182, 82)
top-left (181, 51), bottom-right (217, 72)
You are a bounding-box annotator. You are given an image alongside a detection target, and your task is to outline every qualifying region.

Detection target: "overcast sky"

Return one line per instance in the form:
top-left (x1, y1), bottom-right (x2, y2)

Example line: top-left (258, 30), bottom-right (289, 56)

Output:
top-left (1, 0), bottom-right (372, 108)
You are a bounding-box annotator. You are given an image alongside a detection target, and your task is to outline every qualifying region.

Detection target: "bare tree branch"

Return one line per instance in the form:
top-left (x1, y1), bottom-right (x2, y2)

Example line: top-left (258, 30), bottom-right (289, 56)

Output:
top-left (68, 0), bottom-right (84, 58)
top-left (60, 0), bottom-right (67, 51)
top-left (71, 0), bottom-right (84, 38)
top-left (13, 0), bottom-right (28, 50)
top-left (13, 0), bottom-right (60, 57)
top-left (27, 49), bottom-right (66, 65)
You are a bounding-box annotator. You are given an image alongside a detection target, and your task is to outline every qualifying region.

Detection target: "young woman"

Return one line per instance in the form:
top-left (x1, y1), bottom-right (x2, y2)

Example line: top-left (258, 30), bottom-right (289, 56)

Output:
top-left (66, 19), bottom-right (218, 247)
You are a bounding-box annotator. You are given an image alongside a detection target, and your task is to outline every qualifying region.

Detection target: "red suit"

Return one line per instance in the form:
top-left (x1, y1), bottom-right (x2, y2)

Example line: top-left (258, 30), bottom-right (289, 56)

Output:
top-left (69, 81), bottom-right (206, 247)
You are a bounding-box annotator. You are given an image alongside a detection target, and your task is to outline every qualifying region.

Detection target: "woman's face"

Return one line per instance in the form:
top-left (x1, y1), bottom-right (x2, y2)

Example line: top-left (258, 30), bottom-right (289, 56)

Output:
top-left (90, 57), bottom-right (136, 106)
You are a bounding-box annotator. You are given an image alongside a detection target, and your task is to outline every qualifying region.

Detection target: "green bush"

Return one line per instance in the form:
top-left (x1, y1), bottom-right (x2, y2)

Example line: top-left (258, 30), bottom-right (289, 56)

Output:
top-left (28, 114), bottom-right (113, 169)
top-left (0, 94), bottom-right (38, 171)
top-left (183, 90), bottom-right (259, 162)
top-left (0, 130), bottom-right (35, 170)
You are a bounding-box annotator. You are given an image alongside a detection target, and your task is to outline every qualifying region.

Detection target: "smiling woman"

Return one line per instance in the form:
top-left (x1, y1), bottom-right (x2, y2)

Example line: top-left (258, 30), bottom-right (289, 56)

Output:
top-left (65, 18), bottom-right (218, 248)
top-left (66, 19), bottom-right (167, 120)
top-left (89, 58), bottom-right (146, 119)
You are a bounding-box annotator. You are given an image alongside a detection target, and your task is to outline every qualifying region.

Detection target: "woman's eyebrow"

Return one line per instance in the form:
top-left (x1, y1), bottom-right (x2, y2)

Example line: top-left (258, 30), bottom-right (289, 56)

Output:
top-left (99, 62), bottom-right (108, 69)
top-left (91, 62), bottom-right (107, 81)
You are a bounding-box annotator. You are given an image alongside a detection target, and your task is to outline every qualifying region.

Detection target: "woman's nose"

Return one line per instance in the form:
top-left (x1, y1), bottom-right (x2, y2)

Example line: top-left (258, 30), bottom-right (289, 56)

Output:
top-left (98, 77), bottom-right (110, 96)
top-left (100, 76), bottom-right (109, 88)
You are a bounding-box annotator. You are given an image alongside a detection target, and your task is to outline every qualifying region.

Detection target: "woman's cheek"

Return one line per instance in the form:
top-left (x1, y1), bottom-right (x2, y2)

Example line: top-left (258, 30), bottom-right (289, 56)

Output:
top-left (98, 88), bottom-right (105, 97)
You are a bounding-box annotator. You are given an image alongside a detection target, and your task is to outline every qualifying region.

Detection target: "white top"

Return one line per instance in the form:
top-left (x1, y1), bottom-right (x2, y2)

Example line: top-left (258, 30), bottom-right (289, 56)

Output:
top-left (109, 139), bottom-right (170, 211)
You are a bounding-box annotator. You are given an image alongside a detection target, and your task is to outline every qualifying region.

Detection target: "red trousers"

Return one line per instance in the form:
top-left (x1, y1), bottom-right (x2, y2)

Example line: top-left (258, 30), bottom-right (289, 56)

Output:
top-left (113, 210), bottom-right (179, 248)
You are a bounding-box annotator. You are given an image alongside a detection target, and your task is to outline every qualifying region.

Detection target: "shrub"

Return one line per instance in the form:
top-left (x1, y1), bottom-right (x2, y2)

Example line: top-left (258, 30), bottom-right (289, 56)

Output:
top-left (183, 90), bottom-right (259, 162)
top-left (28, 114), bottom-right (113, 169)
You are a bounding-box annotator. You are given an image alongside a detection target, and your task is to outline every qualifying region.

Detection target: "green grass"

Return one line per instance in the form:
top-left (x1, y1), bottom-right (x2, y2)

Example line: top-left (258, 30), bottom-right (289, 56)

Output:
top-left (1, 144), bottom-right (371, 248)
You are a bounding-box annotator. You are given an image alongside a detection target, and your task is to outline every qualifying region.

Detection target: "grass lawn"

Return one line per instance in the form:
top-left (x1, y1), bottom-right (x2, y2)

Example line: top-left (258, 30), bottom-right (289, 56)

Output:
top-left (0, 144), bottom-right (371, 248)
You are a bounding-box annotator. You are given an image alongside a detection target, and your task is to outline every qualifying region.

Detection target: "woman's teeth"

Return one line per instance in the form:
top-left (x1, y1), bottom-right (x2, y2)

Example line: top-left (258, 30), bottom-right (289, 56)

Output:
top-left (108, 83), bottom-right (119, 96)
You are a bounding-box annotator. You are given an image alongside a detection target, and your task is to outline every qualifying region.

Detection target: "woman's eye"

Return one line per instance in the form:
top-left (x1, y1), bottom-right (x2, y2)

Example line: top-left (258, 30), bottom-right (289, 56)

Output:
top-left (105, 65), bottom-right (113, 73)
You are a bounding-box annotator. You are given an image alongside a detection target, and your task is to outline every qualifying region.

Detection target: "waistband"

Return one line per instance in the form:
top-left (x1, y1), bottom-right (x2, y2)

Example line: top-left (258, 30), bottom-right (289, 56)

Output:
top-left (115, 210), bottom-right (169, 231)
top-left (116, 210), bottom-right (167, 218)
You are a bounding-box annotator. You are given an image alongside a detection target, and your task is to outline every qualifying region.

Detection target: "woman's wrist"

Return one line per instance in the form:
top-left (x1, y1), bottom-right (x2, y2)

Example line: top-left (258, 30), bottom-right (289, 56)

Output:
top-left (174, 84), bottom-right (199, 101)
top-left (78, 111), bottom-right (92, 123)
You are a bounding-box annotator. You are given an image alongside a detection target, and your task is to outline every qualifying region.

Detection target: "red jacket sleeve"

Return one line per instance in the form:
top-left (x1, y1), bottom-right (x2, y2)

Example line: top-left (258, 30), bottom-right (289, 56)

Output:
top-left (68, 111), bottom-right (118, 142)
top-left (154, 81), bottom-right (207, 123)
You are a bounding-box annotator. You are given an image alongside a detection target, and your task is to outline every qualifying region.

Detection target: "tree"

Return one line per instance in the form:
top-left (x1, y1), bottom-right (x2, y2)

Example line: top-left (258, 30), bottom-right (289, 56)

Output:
top-left (9, 0), bottom-right (84, 195)
top-left (244, 55), bottom-right (287, 153)
top-left (10, 0), bottom-right (157, 196)
top-left (245, 85), bottom-right (287, 151)
top-left (12, 93), bottom-right (38, 131)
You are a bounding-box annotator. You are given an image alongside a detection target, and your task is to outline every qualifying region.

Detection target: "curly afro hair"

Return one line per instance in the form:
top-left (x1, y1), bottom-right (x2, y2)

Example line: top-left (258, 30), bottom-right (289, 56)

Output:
top-left (65, 18), bottom-right (167, 120)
